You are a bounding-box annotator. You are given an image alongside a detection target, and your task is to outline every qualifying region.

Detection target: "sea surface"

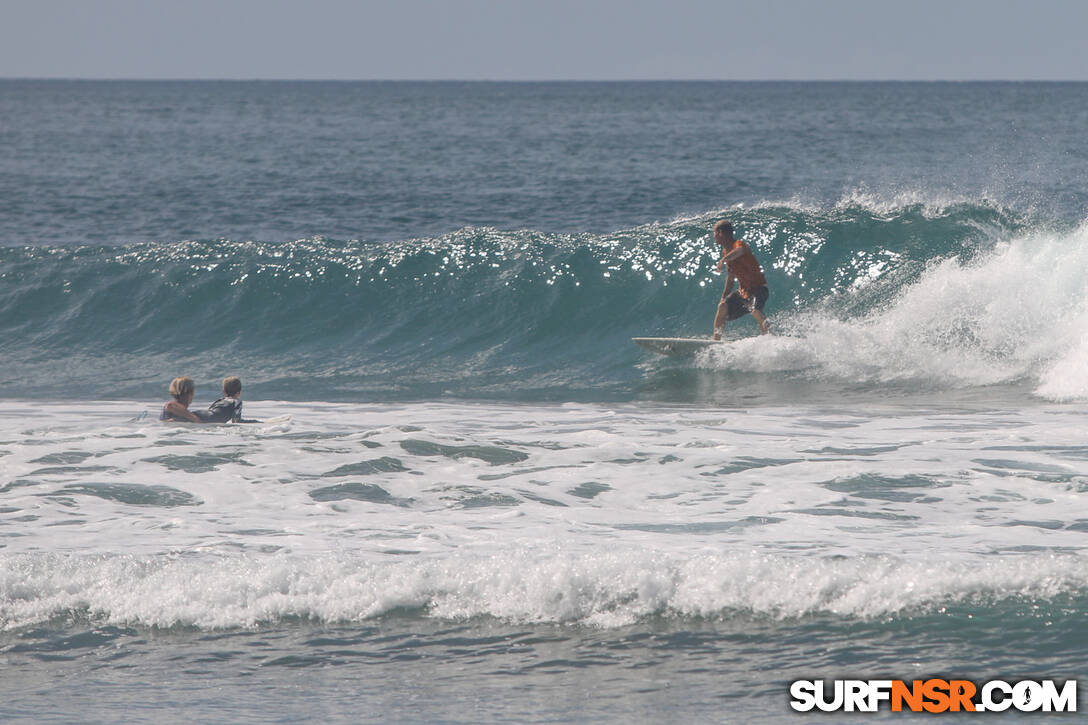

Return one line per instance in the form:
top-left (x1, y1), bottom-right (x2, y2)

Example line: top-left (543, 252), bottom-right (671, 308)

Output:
top-left (2, 81), bottom-right (1088, 723)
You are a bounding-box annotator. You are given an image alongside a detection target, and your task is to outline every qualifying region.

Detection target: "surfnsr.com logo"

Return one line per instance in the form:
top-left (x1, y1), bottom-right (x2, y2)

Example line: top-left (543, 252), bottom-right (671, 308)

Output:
top-left (790, 679), bottom-right (1077, 713)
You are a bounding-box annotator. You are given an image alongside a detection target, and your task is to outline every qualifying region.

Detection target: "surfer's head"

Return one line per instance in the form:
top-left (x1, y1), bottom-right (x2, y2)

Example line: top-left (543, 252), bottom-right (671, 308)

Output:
top-left (169, 376), bottom-right (195, 404)
top-left (222, 376), bottom-right (242, 398)
top-left (713, 220), bottom-right (734, 245)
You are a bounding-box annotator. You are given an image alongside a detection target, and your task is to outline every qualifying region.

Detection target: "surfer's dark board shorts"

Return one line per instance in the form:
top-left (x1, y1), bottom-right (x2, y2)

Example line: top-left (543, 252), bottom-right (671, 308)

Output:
top-left (722, 285), bottom-right (768, 321)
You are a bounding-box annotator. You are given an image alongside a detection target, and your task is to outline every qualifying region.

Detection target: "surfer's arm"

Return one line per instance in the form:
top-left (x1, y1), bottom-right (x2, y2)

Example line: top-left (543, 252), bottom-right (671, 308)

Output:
top-left (716, 243), bottom-right (748, 273)
top-left (720, 244), bottom-right (748, 264)
top-left (164, 400), bottom-right (202, 423)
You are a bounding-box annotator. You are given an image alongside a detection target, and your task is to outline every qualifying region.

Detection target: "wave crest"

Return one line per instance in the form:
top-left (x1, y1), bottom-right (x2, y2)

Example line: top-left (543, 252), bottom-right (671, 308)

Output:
top-left (4, 549), bottom-right (1085, 631)
top-left (5, 198), bottom-right (1080, 401)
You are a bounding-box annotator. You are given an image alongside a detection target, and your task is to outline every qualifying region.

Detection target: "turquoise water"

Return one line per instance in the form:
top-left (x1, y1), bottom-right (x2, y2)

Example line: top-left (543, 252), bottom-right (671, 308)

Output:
top-left (2, 81), bottom-right (1087, 723)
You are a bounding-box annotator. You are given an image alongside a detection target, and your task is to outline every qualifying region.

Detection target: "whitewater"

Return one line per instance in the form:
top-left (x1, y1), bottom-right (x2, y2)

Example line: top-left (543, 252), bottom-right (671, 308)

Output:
top-left (3, 395), bottom-right (1087, 722)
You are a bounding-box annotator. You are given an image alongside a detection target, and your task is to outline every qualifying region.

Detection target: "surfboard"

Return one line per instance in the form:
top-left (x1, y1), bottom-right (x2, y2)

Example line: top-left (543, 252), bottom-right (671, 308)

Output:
top-left (256, 415), bottom-right (292, 424)
top-left (232, 415), bottom-right (292, 424)
top-left (632, 337), bottom-right (723, 356)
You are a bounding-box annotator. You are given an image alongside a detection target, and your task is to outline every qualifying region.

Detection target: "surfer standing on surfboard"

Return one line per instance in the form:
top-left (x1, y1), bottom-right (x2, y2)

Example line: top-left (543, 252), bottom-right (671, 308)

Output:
top-left (712, 220), bottom-right (770, 338)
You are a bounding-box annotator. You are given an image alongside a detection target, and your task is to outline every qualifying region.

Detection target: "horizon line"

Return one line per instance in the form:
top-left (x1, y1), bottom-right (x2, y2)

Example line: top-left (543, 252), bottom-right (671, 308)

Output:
top-left (3, 77), bottom-right (1087, 84)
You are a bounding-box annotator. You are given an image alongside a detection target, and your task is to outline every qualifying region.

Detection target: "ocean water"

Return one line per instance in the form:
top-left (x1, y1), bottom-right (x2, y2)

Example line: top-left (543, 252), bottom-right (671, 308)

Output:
top-left (2, 81), bottom-right (1088, 723)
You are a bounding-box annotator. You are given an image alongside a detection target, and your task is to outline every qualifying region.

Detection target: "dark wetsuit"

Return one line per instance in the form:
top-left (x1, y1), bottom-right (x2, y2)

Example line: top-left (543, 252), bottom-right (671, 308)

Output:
top-left (203, 397), bottom-right (243, 423)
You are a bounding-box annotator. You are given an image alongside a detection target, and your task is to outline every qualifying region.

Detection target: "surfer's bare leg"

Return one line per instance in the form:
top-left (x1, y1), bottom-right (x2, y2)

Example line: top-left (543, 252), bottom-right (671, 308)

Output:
top-left (713, 300), bottom-right (729, 340)
top-left (752, 308), bottom-right (770, 334)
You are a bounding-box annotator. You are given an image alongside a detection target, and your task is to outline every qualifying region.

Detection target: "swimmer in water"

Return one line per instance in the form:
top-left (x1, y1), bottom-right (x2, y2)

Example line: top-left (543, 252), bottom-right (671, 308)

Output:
top-left (160, 376), bottom-right (202, 423)
top-left (203, 376), bottom-right (244, 423)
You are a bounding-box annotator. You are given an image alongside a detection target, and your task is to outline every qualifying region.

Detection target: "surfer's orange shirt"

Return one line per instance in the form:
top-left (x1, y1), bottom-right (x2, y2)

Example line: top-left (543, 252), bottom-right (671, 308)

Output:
top-left (724, 240), bottom-right (767, 298)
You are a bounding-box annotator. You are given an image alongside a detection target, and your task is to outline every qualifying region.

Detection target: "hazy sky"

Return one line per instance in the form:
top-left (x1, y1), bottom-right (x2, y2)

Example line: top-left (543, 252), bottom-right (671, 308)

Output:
top-left (2, 0), bottom-right (1086, 81)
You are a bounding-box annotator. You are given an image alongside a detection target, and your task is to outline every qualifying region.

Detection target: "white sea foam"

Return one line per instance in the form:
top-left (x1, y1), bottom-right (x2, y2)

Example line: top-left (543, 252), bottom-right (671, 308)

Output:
top-left (4, 547), bottom-right (1086, 631)
top-left (2, 400), bottom-right (1087, 631)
